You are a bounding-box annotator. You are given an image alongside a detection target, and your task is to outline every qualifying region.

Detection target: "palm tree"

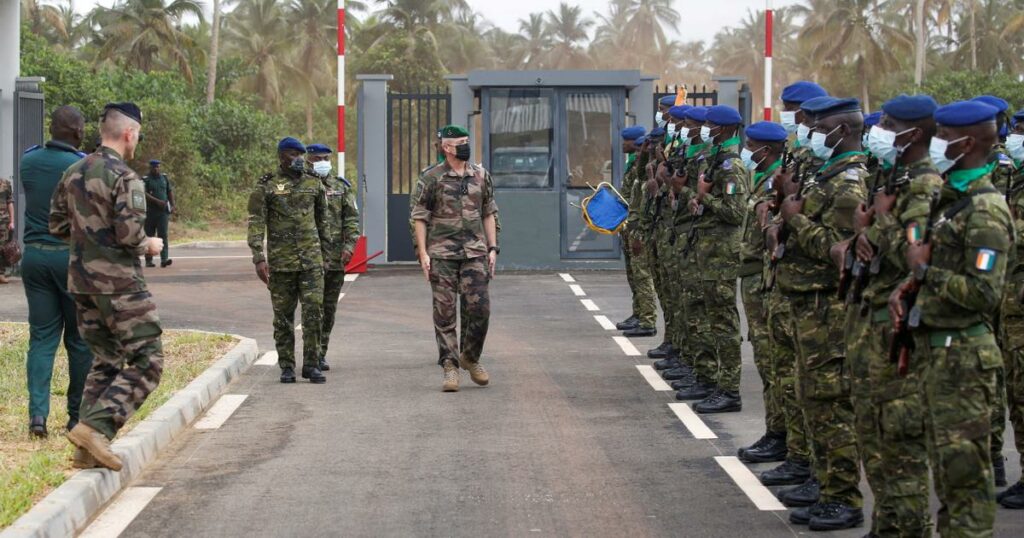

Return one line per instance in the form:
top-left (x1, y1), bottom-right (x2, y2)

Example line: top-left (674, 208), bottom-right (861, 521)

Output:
top-left (92, 0), bottom-right (206, 81)
top-left (516, 13), bottom-right (551, 69)
top-left (949, 0), bottom-right (1023, 74)
top-left (224, 0), bottom-right (289, 110)
top-left (205, 0), bottom-right (236, 103)
top-left (21, 0), bottom-right (68, 42)
top-left (544, 3), bottom-right (594, 69)
top-left (621, 0), bottom-right (680, 51)
top-left (290, 0), bottom-right (338, 138)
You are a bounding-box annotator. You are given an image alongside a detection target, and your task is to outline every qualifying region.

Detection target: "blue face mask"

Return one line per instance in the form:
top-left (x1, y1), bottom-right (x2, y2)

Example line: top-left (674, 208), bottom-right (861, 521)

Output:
top-left (1007, 133), bottom-right (1024, 161)
top-left (810, 125), bottom-right (842, 161)
top-left (780, 111), bottom-right (798, 134)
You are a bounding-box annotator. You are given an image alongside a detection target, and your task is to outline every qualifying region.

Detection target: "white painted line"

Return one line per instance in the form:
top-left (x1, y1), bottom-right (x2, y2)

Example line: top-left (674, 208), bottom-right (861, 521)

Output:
top-left (559, 273), bottom-right (575, 282)
top-left (338, 292), bottom-right (345, 302)
top-left (580, 299), bottom-right (599, 311)
top-left (668, 403), bottom-right (717, 439)
top-left (715, 456), bottom-right (788, 511)
top-left (636, 365), bottom-right (674, 391)
top-left (594, 315), bottom-right (617, 331)
top-left (569, 284), bottom-right (586, 297)
top-left (296, 324), bottom-right (302, 331)
top-left (255, 351), bottom-right (279, 366)
top-left (80, 487), bottom-right (163, 538)
top-left (613, 336), bottom-right (641, 356)
top-left (344, 273), bottom-right (359, 282)
top-left (194, 394), bottom-right (249, 430)
top-left (169, 255), bottom-right (252, 259)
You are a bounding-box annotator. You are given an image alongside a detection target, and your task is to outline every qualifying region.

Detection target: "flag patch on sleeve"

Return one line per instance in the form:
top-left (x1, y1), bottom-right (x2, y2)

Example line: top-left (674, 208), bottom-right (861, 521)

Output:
top-left (906, 223), bottom-right (923, 243)
top-left (975, 249), bottom-right (997, 272)
top-left (725, 182), bottom-right (737, 195)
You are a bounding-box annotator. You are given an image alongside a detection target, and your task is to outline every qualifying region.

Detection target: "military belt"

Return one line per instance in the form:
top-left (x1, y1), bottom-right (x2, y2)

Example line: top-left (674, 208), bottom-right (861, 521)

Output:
top-left (927, 323), bottom-right (989, 348)
top-left (25, 243), bottom-right (69, 251)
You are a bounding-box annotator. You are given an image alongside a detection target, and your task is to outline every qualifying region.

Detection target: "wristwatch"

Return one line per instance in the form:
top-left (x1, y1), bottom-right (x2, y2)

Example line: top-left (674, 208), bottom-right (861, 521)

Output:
top-left (488, 246), bottom-right (501, 255)
top-left (914, 263), bottom-right (929, 282)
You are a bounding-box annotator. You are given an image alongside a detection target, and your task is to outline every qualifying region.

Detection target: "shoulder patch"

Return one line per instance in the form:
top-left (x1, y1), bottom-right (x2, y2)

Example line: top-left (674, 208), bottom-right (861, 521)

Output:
top-left (258, 173), bottom-right (274, 184)
top-left (975, 248), bottom-right (997, 272)
top-left (722, 159), bottom-right (732, 170)
top-left (845, 169), bottom-right (862, 181)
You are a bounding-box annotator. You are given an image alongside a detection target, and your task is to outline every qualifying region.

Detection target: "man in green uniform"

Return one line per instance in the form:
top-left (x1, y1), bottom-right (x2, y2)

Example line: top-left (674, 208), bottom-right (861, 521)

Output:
top-left (890, 99), bottom-right (1012, 535)
top-left (625, 129), bottom-right (664, 343)
top-left (305, 143), bottom-right (359, 372)
top-left (20, 105), bottom-right (94, 438)
top-left (143, 160), bottom-right (174, 268)
top-left (247, 137), bottom-right (330, 384)
top-left (411, 125), bottom-right (499, 393)
top-left (51, 102), bottom-right (165, 471)
top-left (617, 126), bottom-right (655, 333)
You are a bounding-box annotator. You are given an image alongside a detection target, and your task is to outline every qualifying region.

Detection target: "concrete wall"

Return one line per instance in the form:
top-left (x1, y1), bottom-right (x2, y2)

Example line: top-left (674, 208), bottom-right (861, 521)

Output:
top-left (1, 0), bottom-right (19, 196)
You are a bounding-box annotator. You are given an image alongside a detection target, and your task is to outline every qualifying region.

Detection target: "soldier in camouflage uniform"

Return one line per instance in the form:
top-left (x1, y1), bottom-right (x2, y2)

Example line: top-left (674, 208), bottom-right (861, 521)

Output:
top-left (0, 175), bottom-right (12, 283)
top-left (891, 100), bottom-right (1013, 536)
top-left (247, 137), bottom-right (331, 384)
top-left (306, 144), bottom-right (360, 372)
top-left (625, 131), bottom-right (664, 341)
top-left (411, 125), bottom-right (499, 393)
top-left (841, 95), bottom-right (942, 537)
top-left (50, 102), bottom-right (164, 472)
top-left (618, 126), bottom-right (656, 333)
top-left (772, 97), bottom-right (867, 530)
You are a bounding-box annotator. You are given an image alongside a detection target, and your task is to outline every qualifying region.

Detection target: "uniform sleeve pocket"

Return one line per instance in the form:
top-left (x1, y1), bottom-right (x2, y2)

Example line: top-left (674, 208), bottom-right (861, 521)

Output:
top-left (976, 343), bottom-right (1003, 371)
top-left (880, 395), bottom-right (925, 441)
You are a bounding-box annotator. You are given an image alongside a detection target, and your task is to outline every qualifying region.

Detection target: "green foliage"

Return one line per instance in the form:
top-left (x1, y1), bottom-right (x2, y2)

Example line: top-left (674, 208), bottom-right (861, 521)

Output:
top-left (350, 31), bottom-right (446, 92)
top-left (910, 71), bottom-right (1024, 111)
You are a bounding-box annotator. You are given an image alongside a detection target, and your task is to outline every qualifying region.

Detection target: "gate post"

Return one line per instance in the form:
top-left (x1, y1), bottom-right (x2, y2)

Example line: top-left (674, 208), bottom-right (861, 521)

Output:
top-left (630, 75), bottom-right (657, 131)
top-left (445, 74), bottom-right (473, 139)
top-left (712, 76), bottom-right (746, 112)
top-left (356, 74), bottom-right (393, 263)
top-left (0, 0), bottom-right (19, 225)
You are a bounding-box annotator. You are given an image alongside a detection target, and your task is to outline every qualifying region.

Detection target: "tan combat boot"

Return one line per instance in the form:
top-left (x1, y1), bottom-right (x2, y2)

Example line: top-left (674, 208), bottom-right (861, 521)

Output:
top-left (442, 362), bottom-right (460, 392)
top-left (464, 362), bottom-right (489, 386)
top-left (66, 423), bottom-right (122, 471)
top-left (72, 446), bottom-right (101, 469)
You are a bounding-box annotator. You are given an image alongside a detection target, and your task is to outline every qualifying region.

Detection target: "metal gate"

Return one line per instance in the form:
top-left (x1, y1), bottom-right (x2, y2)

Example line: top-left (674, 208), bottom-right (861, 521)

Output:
top-left (386, 88), bottom-right (450, 262)
top-left (12, 77), bottom-right (46, 259)
top-left (653, 84), bottom-right (718, 111)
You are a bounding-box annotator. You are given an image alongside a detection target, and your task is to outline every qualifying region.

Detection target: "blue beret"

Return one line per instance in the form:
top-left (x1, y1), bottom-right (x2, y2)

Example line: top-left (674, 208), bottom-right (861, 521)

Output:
top-left (659, 95), bottom-right (676, 106)
top-left (799, 96), bottom-right (832, 114)
top-left (684, 106), bottom-right (708, 122)
top-left (103, 102), bottom-right (142, 124)
top-left (881, 94), bottom-right (939, 121)
top-left (745, 121), bottom-right (788, 142)
top-left (634, 135), bottom-right (647, 145)
top-left (781, 81), bottom-right (828, 104)
top-left (802, 97), bottom-right (861, 118)
top-left (621, 126), bottom-right (646, 140)
top-left (668, 105), bottom-right (691, 120)
top-left (306, 143), bottom-right (332, 155)
top-left (278, 137), bottom-right (306, 153)
top-left (1014, 109), bottom-right (1024, 125)
top-left (649, 127), bottom-right (667, 137)
top-left (149, 159), bottom-right (161, 166)
top-left (706, 105), bottom-right (742, 125)
top-left (934, 100), bottom-right (999, 127)
top-left (863, 112), bottom-right (882, 127)
top-left (971, 95), bottom-right (1009, 113)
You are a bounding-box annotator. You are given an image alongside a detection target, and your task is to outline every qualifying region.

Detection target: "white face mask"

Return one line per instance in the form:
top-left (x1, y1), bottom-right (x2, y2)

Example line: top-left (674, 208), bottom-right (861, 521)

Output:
top-left (667, 123), bottom-right (677, 138)
top-left (700, 125), bottom-right (714, 144)
top-left (868, 125), bottom-right (916, 166)
top-left (780, 111), bottom-right (798, 134)
top-left (796, 123), bottom-right (811, 146)
top-left (656, 112), bottom-right (667, 128)
top-left (741, 146), bottom-right (766, 171)
top-left (810, 125), bottom-right (843, 161)
top-left (678, 126), bottom-right (691, 144)
top-left (929, 136), bottom-right (968, 174)
top-left (312, 160), bottom-right (333, 177)
top-left (1007, 133), bottom-right (1024, 161)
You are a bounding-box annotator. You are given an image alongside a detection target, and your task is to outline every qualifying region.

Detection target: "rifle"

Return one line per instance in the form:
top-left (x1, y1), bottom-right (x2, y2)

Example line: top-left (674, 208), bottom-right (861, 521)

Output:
top-left (770, 154), bottom-right (804, 264)
top-left (681, 154), bottom-right (722, 257)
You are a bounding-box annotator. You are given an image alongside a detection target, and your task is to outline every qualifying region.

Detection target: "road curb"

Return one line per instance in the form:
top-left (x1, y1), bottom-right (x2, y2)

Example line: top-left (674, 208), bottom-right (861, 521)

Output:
top-left (1, 335), bottom-right (259, 538)
top-left (172, 240), bottom-right (248, 249)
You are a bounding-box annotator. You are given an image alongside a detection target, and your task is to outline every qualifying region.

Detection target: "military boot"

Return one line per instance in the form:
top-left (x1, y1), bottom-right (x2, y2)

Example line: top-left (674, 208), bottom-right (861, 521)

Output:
top-left (442, 362), bottom-right (460, 392)
top-left (998, 481), bottom-right (1024, 509)
top-left (66, 423), bottom-right (122, 471)
top-left (694, 389), bottom-right (741, 414)
top-left (671, 374), bottom-right (698, 390)
top-left (778, 478), bottom-right (820, 507)
top-left (464, 362), bottom-right (489, 386)
top-left (808, 502), bottom-right (864, 531)
top-left (318, 356), bottom-right (330, 371)
top-left (789, 503), bottom-right (825, 525)
top-left (280, 367), bottom-right (296, 383)
top-left (994, 455), bottom-right (1007, 487)
top-left (740, 431), bottom-right (787, 463)
top-left (647, 341), bottom-right (672, 358)
top-left (675, 382), bottom-right (715, 401)
top-left (29, 416), bottom-right (47, 438)
top-left (622, 325), bottom-right (657, 337)
top-left (72, 447), bottom-right (101, 469)
top-left (301, 365), bottom-right (326, 384)
top-left (616, 315), bottom-right (640, 331)
top-left (653, 356), bottom-right (680, 370)
top-left (662, 366), bottom-right (693, 381)
top-left (760, 459), bottom-right (811, 486)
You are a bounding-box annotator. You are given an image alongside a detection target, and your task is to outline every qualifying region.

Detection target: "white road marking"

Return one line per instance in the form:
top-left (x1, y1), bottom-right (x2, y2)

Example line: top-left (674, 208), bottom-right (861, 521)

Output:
top-left (559, 273), bottom-right (575, 282)
top-left (255, 351), bottom-right (279, 366)
top-left (569, 284), bottom-right (586, 297)
top-left (714, 456), bottom-right (788, 511)
top-left (194, 394), bottom-right (249, 430)
top-left (167, 255), bottom-right (251, 259)
top-left (338, 292), bottom-right (345, 302)
top-left (636, 365), bottom-right (674, 391)
top-left (79, 487), bottom-right (163, 538)
top-left (594, 315), bottom-right (617, 331)
top-left (580, 299), bottom-right (599, 311)
top-left (668, 403), bottom-right (717, 440)
top-left (344, 273), bottom-right (359, 282)
top-left (612, 336), bottom-right (641, 356)
top-left (295, 324), bottom-right (302, 331)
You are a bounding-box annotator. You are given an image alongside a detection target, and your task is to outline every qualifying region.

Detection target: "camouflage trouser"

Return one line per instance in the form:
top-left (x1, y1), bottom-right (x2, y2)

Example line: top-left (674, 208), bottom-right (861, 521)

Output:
top-left (700, 279), bottom-right (741, 392)
top-left (992, 367), bottom-right (1007, 465)
top-left (680, 245), bottom-right (714, 381)
top-left (269, 269), bottom-right (323, 369)
top-left (789, 291), bottom-right (861, 508)
top-left (73, 291), bottom-right (163, 440)
top-left (742, 274), bottom-right (783, 434)
top-left (650, 235), bottom-right (673, 335)
top-left (626, 234), bottom-right (657, 328)
top-left (1005, 344), bottom-right (1024, 486)
top-left (767, 289), bottom-right (812, 464)
top-left (430, 257), bottom-right (490, 368)
top-left (914, 329), bottom-right (999, 536)
top-left (657, 224), bottom-right (684, 344)
top-left (320, 269), bottom-right (346, 361)
top-left (847, 307), bottom-right (931, 537)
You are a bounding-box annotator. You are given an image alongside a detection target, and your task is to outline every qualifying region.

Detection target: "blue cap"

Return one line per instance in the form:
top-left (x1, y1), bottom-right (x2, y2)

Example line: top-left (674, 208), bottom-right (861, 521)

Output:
top-left (971, 95), bottom-right (1009, 113)
top-left (684, 106), bottom-right (708, 122)
top-left (934, 100), bottom-right (999, 127)
top-left (634, 135), bottom-right (647, 145)
top-left (863, 112), bottom-right (882, 127)
top-left (149, 159), bottom-right (161, 166)
top-left (799, 96), bottom-right (832, 114)
top-left (781, 81), bottom-right (828, 104)
top-left (706, 105), bottom-right (742, 125)
top-left (668, 105), bottom-right (691, 120)
top-left (745, 121), bottom-right (788, 142)
top-left (621, 126), bottom-right (646, 140)
top-left (1013, 109), bottom-right (1024, 126)
top-left (649, 126), bottom-right (667, 137)
top-left (881, 94), bottom-right (939, 121)
top-left (802, 97), bottom-right (861, 119)
top-left (306, 143), bottom-right (332, 155)
top-left (659, 95), bottom-right (676, 106)
top-left (277, 137), bottom-right (306, 153)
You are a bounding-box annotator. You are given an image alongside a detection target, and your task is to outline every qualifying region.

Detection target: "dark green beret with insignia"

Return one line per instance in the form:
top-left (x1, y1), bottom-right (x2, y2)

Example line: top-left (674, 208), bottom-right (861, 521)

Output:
top-left (439, 124), bottom-right (470, 139)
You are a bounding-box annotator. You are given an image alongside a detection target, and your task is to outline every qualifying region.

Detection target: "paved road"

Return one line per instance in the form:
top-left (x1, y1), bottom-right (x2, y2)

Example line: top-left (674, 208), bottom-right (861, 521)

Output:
top-left (1, 247), bottom-right (1021, 537)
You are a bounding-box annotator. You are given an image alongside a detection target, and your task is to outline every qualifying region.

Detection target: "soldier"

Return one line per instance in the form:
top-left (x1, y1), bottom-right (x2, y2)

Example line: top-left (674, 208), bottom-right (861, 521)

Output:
top-left (999, 108), bottom-right (1024, 509)
top-left (737, 121), bottom-right (788, 461)
top-left (411, 125), bottom-right (499, 393)
top-left (617, 125), bottom-right (656, 333)
top-left (247, 137), bottom-right (330, 384)
top-left (0, 175), bottom-right (12, 284)
top-left (841, 94), bottom-right (941, 537)
top-left (625, 128), bottom-right (664, 346)
top-left (305, 143), bottom-right (359, 372)
top-left (656, 95), bottom-right (674, 130)
top-left (143, 159), bottom-right (174, 268)
top-left (863, 111), bottom-right (883, 178)
top-left (889, 100), bottom-right (1012, 535)
top-left (20, 105), bottom-right (94, 438)
top-left (50, 102), bottom-right (165, 471)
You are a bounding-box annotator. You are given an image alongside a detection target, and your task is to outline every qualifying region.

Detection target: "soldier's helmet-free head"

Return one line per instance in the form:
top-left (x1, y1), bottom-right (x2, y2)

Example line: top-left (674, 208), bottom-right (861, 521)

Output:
top-left (780, 81), bottom-right (828, 133)
top-left (100, 102), bottom-right (143, 160)
top-left (1008, 109), bottom-right (1024, 162)
top-left (306, 143), bottom-right (333, 177)
top-left (932, 100), bottom-right (999, 175)
top-left (149, 159), bottom-right (161, 172)
top-left (972, 95), bottom-right (1010, 139)
top-left (277, 137), bottom-right (307, 173)
top-left (803, 97), bottom-right (863, 161)
top-left (438, 125), bottom-right (471, 163)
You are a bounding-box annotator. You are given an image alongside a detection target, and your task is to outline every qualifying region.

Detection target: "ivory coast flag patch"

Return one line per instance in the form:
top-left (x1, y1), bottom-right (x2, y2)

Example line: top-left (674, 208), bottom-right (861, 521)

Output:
top-left (975, 249), bottom-right (997, 272)
top-left (906, 223), bottom-right (923, 243)
top-left (725, 182), bottom-right (737, 195)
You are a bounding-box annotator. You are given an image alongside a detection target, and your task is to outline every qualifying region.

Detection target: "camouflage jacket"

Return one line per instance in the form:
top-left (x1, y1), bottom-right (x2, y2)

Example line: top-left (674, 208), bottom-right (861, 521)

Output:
top-left (0, 177), bottom-right (11, 222)
top-left (247, 168), bottom-right (330, 272)
top-left (740, 158), bottom-right (783, 276)
top-left (626, 150), bottom-right (654, 235)
top-left (410, 162), bottom-right (498, 260)
top-left (991, 143), bottom-right (1015, 194)
top-left (671, 143), bottom-right (710, 230)
top-left (777, 151), bottom-right (869, 293)
top-left (1000, 163), bottom-right (1024, 338)
top-left (49, 146), bottom-right (149, 294)
top-left (321, 175), bottom-right (360, 271)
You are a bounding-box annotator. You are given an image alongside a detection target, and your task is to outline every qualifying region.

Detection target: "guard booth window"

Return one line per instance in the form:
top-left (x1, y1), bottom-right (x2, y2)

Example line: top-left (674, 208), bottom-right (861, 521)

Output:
top-left (486, 88), bottom-right (554, 189)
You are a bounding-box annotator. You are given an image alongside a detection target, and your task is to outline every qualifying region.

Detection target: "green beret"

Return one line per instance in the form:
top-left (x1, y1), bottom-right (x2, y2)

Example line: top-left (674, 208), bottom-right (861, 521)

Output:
top-left (439, 124), bottom-right (470, 139)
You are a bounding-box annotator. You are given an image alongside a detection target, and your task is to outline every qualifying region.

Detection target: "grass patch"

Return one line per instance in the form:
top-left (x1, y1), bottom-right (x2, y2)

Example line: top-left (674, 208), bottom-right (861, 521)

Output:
top-left (0, 323), bottom-right (237, 529)
top-left (170, 218), bottom-right (247, 245)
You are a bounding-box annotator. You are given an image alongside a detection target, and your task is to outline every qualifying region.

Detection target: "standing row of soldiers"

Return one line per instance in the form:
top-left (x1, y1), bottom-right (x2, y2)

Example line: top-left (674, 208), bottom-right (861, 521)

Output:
top-left (618, 82), bottom-right (1024, 535)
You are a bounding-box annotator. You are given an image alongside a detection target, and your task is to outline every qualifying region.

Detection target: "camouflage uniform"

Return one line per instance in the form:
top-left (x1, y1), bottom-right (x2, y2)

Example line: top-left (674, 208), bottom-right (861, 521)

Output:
top-left (48, 147), bottom-right (163, 440)
top-left (991, 143), bottom-right (1017, 474)
top-left (690, 137), bottom-right (749, 392)
top-left (673, 144), bottom-right (714, 378)
top-left (410, 162), bottom-right (498, 368)
top-left (778, 151), bottom-right (867, 508)
top-left (320, 175), bottom-right (360, 361)
top-left (846, 157), bottom-right (941, 537)
top-left (247, 168), bottom-right (330, 370)
top-left (0, 178), bottom-right (11, 272)
top-left (909, 172), bottom-right (1012, 535)
top-left (622, 151), bottom-right (657, 329)
top-left (626, 152), bottom-right (660, 332)
top-left (997, 161), bottom-right (1024, 492)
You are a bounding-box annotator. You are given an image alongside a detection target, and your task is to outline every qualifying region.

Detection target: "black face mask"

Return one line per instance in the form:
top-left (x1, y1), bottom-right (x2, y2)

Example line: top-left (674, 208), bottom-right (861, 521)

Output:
top-left (455, 143), bottom-right (471, 162)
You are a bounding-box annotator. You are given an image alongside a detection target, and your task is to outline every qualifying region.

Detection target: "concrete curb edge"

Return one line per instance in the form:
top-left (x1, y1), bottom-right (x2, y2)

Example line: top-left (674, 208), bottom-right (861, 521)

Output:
top-left (172, 240), bottom-right (248, 249)
top-left (1, 335), bottom-right (259, 538)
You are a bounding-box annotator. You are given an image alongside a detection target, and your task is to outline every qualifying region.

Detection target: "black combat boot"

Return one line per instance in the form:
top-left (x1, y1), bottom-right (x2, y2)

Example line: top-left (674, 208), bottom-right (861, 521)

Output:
top-left (808, 502), bottom-right (864, 531)
top-left (622, 325), bottom-right (657, 337)
top-left (653, 356), bottom-right (680, 370)
top-left (616, 315), bottom-right (639, 331)
top-left (675, 382), bottom-right (715, 401)
top-left (29, 416), bottom-right (47, 438)
top-left (789, 502), bottom-right (825, 525)
top-left (301, 365), bottom-right (326, 384)
top-left (318, 356), bottom-right (330, 371)
top-left (778, 478), bottom-right (820, 507)
top-left (760, 459), bottom-right (811, 486)
top-left (662, 366), bottom-right (693, 381)
top-left (998, 481), bottom-right (1024, 509)
top-left (647, 341), bottom-right (672, 358)
top-left (280, 367), bottom-right (296, 383)
top-left (740, 432), bottom-right (787, 463)
top-left (694, 389), bottom-right (741, 414)
top-left (994, 455), bottom-right (1007, 487)
top-left (671, 374), bottom-right (698, 390)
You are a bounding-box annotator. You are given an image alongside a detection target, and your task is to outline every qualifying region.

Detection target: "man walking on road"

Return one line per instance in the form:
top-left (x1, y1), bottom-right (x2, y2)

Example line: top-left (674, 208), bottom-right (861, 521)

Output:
top-left (411, 124), bottom-right (499, 393)
top-left (143, 159), bottom-right (174, 268)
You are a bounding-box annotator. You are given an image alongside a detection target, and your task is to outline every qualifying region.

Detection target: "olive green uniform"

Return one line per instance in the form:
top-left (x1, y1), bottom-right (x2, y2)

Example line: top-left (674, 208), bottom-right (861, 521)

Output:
top-left (320, 175), bottom-right (360, 361)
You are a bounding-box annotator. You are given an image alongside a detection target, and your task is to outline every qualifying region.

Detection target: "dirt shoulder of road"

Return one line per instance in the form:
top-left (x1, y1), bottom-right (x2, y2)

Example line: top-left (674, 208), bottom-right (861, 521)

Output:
top-left (169, 219), bottom-right (246, 245)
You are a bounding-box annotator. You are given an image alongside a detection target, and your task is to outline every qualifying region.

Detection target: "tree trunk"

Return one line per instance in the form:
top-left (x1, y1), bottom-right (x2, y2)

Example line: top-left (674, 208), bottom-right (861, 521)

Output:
top-left (306, 101), bottom-right (314, 141)
top-left (859, 58), bottom-right (870, 112)
top-left (205, 0), bottom-right (221, 104)
top-left (914, 0), bottom-right (926, 85)
top-left (970, 0), bottom-right (977, 71)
